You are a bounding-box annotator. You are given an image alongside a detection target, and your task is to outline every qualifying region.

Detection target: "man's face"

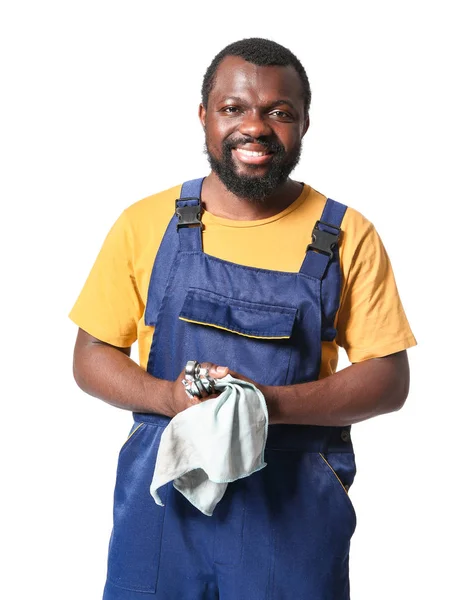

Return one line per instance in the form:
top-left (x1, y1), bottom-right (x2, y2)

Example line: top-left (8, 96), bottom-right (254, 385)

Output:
top-left (199, 56), bottom-right (309, 202)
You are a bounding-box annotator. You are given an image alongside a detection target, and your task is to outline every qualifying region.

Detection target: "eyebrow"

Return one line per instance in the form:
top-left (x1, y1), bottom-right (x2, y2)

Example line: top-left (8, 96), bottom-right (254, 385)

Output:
top-left (218, 97), bottom-right (298, 112)
top-left (268, 99), bottom-right (297, 112)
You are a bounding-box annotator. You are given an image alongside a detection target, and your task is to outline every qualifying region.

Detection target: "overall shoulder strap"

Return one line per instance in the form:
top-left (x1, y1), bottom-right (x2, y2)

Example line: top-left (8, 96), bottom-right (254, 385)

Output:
top-left (144, 178), bottom-right (205, 327)
top-left (299, 198), bottom-right (347, 280)
top-left (300, 198), bottom-right (348, 342)
top-left (175, 177), bottom-right (205, 252)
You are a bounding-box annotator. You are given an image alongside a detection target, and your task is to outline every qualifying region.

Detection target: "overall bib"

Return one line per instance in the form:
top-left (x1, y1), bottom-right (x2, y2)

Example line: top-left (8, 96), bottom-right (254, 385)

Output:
top-left (103, 179), bottom-right (357, 600)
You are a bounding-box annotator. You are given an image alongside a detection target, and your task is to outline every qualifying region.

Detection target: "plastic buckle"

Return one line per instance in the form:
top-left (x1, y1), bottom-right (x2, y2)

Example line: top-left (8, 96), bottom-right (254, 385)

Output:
top-left (307, 220), bottom-right (341, 257)
top-left (175, 198), bottom-right (202, 230)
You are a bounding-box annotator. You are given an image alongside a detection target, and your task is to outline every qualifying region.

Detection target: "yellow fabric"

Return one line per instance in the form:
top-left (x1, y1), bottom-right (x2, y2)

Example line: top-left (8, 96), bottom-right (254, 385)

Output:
top-left (178, 317), bottom-right (292, 340)
top-left (69, 183), bottom-right (416, 378)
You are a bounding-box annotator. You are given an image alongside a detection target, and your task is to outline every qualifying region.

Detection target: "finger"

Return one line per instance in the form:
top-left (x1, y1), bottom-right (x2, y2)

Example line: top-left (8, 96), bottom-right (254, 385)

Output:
top-left (187, 396), bottom-right (201, 406)
top-left (200, 363), bottom-right (229, 379)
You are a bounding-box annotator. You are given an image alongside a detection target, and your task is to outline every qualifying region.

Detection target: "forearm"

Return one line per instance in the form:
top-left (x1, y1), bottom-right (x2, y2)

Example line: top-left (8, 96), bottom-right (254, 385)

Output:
top-left (263, 351), bottom-right (410, 426)
top-left (73, 330), bottom-right (174, 416)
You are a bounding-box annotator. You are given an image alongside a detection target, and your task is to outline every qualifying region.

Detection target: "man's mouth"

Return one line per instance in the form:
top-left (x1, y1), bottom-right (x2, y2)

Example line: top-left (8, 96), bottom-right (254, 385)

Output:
top-left (232, 145), bottom-right (274, 165)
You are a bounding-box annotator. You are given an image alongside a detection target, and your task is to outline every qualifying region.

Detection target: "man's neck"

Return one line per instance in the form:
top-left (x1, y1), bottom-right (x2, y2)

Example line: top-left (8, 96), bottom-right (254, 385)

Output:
top-left (200, 173), bottom-right (304, 221)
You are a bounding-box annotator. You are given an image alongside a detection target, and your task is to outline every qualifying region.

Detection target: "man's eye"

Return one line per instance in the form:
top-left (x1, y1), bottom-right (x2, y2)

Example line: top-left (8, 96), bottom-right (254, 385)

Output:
top-left (222, 106), bottom-right (239, 114)
top-left (270, 110), bottom-right (290, 118)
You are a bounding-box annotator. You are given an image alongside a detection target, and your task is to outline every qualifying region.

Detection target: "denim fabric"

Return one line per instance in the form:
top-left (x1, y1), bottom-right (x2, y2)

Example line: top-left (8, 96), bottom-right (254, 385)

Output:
top-left (179, 288), bottom-right (297, 339)
top-left (103, 178), bottom-right (357, 600)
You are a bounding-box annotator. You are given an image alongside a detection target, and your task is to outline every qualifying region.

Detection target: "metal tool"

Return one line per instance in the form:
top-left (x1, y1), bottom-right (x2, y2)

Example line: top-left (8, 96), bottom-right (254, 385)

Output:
top-left (182, 361), bottom-right (217, 399)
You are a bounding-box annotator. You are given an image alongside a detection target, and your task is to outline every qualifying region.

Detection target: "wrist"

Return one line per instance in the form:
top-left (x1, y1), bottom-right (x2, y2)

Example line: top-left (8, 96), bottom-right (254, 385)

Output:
top-left (161, 379), bottom-right (176, 417)
top-left (263, 384), bottom-right (291, 425)
top-left (144, 374), bottom-right (175, 416)
top-left (261, 384), bottom-right (277, 423)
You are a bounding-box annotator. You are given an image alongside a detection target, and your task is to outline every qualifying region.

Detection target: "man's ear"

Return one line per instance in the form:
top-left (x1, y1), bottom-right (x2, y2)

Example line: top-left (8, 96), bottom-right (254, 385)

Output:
top-left (199, 103), bottom-right (206, 129)
top-left (302, 114), bottom-right (310, 137)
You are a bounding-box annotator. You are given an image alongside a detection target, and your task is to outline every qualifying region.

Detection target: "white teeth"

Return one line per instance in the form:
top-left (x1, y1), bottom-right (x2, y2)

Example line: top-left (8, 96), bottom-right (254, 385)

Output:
top-left (236, 148), bottom-right (267, 157)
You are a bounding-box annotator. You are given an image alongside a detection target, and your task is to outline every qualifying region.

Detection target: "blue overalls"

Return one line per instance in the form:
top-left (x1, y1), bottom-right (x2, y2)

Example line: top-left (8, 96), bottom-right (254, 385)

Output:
top-left (103, 179), bottom-right (357, 600)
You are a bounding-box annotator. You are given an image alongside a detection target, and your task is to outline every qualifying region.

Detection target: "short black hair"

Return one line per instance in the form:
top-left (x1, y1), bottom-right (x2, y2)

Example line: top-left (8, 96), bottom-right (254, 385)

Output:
top-left (201, 38), bottom-right (311, 116)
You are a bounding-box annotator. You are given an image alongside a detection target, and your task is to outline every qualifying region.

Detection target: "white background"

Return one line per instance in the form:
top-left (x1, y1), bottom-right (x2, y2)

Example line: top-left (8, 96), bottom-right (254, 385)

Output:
top-left (1, 1), bottom-right (475, 598)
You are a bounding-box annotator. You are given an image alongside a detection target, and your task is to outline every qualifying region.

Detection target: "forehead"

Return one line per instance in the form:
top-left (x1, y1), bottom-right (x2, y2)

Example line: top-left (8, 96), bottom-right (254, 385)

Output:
top-left (210, 55), bottom-right (305, 111)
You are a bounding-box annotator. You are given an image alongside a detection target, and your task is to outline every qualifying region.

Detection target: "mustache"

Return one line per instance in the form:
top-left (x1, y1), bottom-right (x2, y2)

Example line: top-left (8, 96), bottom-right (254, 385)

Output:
top-left (223, 136), bottom-right (285, 154)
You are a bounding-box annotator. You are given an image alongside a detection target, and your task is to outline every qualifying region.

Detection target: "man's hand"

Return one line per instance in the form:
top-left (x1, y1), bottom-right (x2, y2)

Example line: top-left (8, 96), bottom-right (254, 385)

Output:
top-left (199, 353), bottom-right (410, 427)
top-left (169, 362), bottom-right (231, 415)
top-left (73, 329), bottom-right (240, 417)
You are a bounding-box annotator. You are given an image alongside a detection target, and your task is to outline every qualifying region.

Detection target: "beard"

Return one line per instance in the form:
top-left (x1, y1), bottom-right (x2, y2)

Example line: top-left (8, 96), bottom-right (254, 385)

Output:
top-left (204, 135), bottom-right (302, 202)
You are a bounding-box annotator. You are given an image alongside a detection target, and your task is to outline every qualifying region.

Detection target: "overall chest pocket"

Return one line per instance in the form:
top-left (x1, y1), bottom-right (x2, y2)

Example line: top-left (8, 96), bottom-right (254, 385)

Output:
top-left (178, 288), bottom-right (297, 386)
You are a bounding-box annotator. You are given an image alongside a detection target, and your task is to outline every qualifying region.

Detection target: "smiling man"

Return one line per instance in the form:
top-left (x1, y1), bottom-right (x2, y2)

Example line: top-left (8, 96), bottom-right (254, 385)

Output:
top-left (70, 38), bottom-right (416, 599)
top-left (202, 54), bottom-right (307, 206)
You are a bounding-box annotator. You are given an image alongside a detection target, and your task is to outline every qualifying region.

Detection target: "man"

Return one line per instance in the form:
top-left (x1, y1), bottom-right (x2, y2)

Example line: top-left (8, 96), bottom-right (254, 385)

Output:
top-left (70, 38), bottom-right (416, 599)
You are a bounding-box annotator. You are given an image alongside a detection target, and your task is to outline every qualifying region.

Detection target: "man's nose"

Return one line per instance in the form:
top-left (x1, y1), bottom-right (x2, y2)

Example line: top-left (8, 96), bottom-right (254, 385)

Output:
top-left (238, 111), bottom-right (272, 139)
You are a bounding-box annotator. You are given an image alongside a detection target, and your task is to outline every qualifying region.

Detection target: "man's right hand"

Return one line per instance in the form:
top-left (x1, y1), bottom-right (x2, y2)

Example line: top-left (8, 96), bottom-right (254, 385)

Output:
top-left (73, 329), bottom-right (233, 418)
top-left (169, 363), bottom-right (230, 416)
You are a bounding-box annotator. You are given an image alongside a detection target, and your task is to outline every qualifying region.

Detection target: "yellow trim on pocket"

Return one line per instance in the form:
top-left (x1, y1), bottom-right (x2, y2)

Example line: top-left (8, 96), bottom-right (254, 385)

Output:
top-left (319, 452), bottom-right (349, 495)
top-left (178, 317), bottom-right (291, 340)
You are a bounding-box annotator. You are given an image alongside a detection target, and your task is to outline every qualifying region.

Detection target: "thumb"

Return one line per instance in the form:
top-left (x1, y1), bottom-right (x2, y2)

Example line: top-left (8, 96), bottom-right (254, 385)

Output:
top-left (209, 365), bottom-right (229, 378)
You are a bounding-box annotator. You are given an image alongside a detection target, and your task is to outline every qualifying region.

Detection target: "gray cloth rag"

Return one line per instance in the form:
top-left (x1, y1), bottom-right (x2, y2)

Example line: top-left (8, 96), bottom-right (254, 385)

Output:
top-left (150, 375), bottom-right (268, 516)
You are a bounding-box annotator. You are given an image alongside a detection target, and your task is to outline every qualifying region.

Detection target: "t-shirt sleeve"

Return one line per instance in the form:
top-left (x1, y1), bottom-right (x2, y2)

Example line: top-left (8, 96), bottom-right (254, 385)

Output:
top-left (68, 210), bottom-right (143, 347)
top-left (336, 221), bottom-right (416, 362)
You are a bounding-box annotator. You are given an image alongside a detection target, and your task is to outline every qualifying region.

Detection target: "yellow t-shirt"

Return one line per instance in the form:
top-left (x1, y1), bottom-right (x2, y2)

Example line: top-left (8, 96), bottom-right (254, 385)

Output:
top-left (69, 183), bottom-right (416, 378)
